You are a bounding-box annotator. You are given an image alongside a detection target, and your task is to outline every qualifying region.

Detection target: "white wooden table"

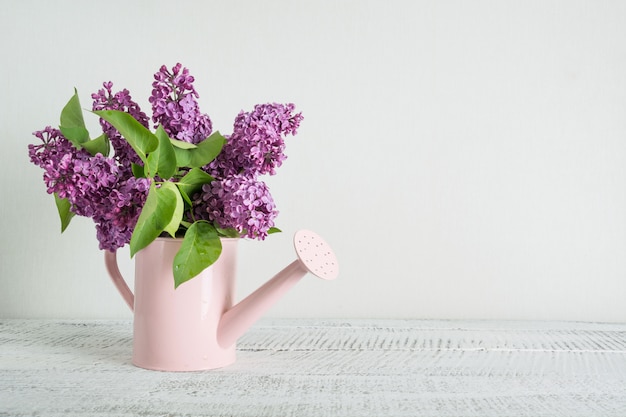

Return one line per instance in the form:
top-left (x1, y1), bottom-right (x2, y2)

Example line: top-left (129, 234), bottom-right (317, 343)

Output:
top-left (1, 319), bottom-right (625, 416)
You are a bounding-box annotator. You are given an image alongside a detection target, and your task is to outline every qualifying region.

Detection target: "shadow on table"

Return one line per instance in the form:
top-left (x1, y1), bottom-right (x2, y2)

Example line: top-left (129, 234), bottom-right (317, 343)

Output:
top-left (8, 320), bottom-right (134, 368)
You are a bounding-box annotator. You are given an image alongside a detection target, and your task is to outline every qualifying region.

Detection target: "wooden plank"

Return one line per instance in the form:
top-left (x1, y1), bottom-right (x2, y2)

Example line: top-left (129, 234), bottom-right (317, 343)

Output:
top-left (1, 319), bottom-right (625, 416)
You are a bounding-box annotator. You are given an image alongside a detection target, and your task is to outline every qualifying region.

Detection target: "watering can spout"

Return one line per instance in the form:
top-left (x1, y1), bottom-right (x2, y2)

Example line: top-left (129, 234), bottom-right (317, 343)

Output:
top-left (217, 230), bottom-right (338, 348)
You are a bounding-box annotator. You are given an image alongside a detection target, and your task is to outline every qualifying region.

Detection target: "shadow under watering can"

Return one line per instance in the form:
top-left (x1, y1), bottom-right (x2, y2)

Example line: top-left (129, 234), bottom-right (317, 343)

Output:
top-left (105, 229), bottom-right (338, 371)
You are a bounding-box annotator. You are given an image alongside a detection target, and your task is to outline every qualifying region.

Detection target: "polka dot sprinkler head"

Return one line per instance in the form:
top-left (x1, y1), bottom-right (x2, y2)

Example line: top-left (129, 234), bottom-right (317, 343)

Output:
top-left (293, 230), bottom-right (339, 280)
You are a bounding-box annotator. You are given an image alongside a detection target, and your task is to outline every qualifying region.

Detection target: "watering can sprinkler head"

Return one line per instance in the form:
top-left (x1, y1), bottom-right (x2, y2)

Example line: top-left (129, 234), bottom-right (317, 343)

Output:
top-left (293, 229), bottom-right (339, 281)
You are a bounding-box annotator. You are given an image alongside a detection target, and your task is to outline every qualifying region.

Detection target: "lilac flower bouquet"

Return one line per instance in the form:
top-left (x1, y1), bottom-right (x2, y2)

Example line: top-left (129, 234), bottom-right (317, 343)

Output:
top-left (29, 63), bottom-right (303, 287)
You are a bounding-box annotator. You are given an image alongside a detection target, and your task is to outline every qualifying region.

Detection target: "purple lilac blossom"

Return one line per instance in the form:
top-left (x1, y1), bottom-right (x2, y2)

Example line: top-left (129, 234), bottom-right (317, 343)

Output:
top-left (149, 63), bottom-right (212, 144)
top-left (29, 63), bottom-right (303, 250)
top-left (28, 126), bottom-right (97, 202)
top-left (29, 126), bottom-right (150, 251)
top-left (208, 103), bottom-right (303, 178)
top-left (91, 82), bottom-right (149, 173)
top-left (193, 175), bottom-right (278, 239)
top-left (94, 176), bottom-right (151, 250)
top-left (67, 154), bottom-right (120, 218)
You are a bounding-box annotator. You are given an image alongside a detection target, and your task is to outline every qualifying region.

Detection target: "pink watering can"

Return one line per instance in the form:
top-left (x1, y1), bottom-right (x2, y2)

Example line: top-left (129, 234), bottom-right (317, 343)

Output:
top-left (104, 229), bottom-right (338, 371)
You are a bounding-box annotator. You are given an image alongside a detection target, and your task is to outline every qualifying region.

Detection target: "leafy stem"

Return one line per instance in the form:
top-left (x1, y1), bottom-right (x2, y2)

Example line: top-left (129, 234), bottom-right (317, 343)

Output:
top-left (91, 105), bottom-right (227, 286)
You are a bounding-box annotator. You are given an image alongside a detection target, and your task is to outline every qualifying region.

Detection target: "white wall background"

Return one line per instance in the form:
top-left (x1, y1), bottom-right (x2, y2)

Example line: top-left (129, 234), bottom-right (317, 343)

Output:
top-left (1, 0), bottom-right (625, 322)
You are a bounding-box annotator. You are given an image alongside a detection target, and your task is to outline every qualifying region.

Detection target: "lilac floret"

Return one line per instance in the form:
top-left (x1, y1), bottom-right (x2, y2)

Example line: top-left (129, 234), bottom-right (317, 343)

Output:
top-left (93, 177), bottom-right (151, 251)
top-left (91, 82), bottom-right (149, 173)
top-left (193, 175), bottom-right (278, 239)
top-left (208, 103), bottom-right (303, 178)
top-left (149, 63), bottom-right (212, 144)
top-left (29, 126), bottom-right (150, 251)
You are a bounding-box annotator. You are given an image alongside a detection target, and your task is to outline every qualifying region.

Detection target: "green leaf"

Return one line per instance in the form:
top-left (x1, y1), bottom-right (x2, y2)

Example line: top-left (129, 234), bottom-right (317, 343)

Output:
top-left (176, 167), bottom-right (214, 199)
top-left (160, 182), bottom-right (184, 238)
top-left (172, 131), bottom-right (226, 168)
top-left (54, 193), bottom-right (74, 232)
top-left (93, 110), bottom-right (158, 165)
top-left (170, 138), bottom-right (197, 149)
top-left (173, 146), bottom-right (192, 167)
top-left (173, 221), bottom-right (222, 288)
top-left (59, 89), bottom-right (89, 146)
top-left (146, 126), bottom-right (177, 179)
top-left (190, 131), bottom-right (225, 167)
top-left (216, 227), bottom-right (241, 238)
top-left (268, 227), bottom-right (282, 235)
top-left (177, 187), bottom-right (193, 207)
top-left (59, 126), bottom-right (90, 146)
top-left (129, 182), bottom-right (178, 257)
top-left (81, 133), bottom-right (110, 156)
top-left (131, 163), bottom-right (145, 178)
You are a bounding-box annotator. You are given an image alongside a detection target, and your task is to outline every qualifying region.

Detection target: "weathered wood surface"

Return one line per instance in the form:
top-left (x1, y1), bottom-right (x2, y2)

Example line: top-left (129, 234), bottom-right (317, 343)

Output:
top-left (1, 319), bottom-right (625, 416)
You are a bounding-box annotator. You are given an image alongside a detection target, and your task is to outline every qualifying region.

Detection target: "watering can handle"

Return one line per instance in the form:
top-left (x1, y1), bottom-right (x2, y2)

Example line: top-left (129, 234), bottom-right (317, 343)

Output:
top-left (104, 250), bottom-right (135, 312)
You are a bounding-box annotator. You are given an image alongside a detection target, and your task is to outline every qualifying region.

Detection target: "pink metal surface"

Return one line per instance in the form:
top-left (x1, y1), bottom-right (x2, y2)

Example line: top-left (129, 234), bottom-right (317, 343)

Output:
top-left (104, 230), bottom-right (339, 371)
top-left (217, 260), bottom-right (308, 348)
top-left (106, 238), bottom-right (239, 371)
top-left (132, 237), bottom-right (239, 371)
top-left (104, 251), bottom-right (134, 312)
top-left (218, 230), bottom-right (339, 347)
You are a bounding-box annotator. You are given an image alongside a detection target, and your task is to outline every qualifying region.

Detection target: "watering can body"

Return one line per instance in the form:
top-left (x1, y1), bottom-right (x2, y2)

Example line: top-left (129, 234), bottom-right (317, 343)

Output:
top-left (104, 230), bottom-right (338, 371)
